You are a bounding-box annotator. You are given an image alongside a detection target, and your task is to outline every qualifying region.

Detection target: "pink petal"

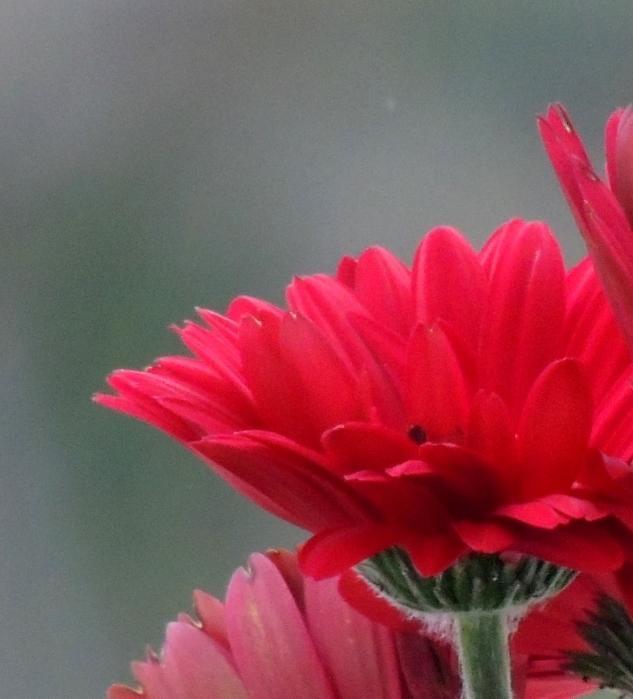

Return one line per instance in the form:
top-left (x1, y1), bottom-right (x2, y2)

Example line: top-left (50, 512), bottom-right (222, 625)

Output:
top-left (337, 569), bottom-right (421, 632)
top-left (225, 553), bottom-right (336, 699)
top-left (264, 549), bottom-right (305, 608)
top-left (395, 632), bottom-right (460, 699)
top-left (304, 575), bottom-right (403, 699)
top-left (163, 622), bottom-right (248, 699)
top-left (193, 590), bottom-right (227, 648)
top-left (107, 687), bottom-right (142, 699)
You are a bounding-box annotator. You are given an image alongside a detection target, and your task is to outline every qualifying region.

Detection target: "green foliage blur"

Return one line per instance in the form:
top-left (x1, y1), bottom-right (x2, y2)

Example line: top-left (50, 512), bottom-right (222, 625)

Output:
top-left (4, 2), bottom-right (632, 696)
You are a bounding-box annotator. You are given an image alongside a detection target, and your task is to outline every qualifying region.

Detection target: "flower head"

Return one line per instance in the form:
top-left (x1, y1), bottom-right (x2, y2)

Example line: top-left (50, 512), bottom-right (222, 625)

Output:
top-left (97, 219), bottom-right (633, 581)
top-left (107, 550), bottom-right (461, 699)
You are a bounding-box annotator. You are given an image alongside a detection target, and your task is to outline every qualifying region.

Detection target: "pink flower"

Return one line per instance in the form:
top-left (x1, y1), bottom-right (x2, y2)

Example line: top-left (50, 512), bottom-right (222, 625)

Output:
top-left (107, 550), bottom-right (593, 698)
top-left (107, 550), bottom-right (461, 699)
top-left (97, 220), bottom-right (633, 581)
top-left (539, 104), bottom-right (633, 348)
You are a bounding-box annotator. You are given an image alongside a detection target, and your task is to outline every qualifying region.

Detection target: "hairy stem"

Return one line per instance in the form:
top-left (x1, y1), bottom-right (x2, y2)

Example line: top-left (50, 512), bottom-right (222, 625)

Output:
top-left (455, 611), bottom-right (513, 699)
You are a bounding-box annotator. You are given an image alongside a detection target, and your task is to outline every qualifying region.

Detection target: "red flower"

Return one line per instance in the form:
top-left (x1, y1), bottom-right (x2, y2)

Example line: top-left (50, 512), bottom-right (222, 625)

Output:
top-left (107, 550), bottom-right (461, 699)
top-left (96, 219), bottom-right (633, 580)
top-left (514, 572), bottom-right (624, 698)
top-left (539, 104), bottom-right (633, 349)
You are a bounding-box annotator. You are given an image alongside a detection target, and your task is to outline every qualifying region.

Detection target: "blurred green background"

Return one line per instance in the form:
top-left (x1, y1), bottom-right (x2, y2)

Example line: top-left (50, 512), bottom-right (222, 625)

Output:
top-left (4, 1), bottom-right (633, 696)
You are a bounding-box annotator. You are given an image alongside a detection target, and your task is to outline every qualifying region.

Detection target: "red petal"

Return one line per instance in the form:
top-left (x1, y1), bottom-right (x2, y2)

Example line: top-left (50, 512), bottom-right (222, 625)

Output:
top-left (495, 501), bottom-right (568, 529)
top-left (453, 519), bottom-right (517, 553)
top-left (335, 255), bottom-right (357, 287)
top-left (404, 324), bottom-right (469, 442)
top-left (404, 532), bottom-right (466, 576)
top-left (466, 390), bottom-right (515, 490)
top-left (517, 359), bottom-right (592, 498)
top-left (538, 104), bottom-right (592, 230)
top-left (540, 104), bottom-right (633, 350)
top-left (286, 274), bottom-right (372, 371)
top-left (353, 246), bottom-right (413, 335)
top-left (564, 258), bottom-right (630, 404)
top-left (226, 295), bottom-right (284, 321)
top-left (516, 521), bottom-right (625, 572)
top-left (478, 220), bottom-right (566, 416)
top-left (95, 373), bottom-right (201, 442)
top-left (239, 313), bottom-right (317, 445)
top-left (299, 525), bottom-right (400, 579)
top-left (322, 422), bottom-right (415, 474)
top-left (612, 106), bottom-right (633, 225)
top-left (349, 313), bottom-right (407, 373)
top-left (279, 313), bottom-right (361, 432)
top-left (605, 108), bottom-right (625, 191)
top-left (615, 560), bottom-right (633, 613)
top-left (196, 430), bottom-right (375, 531)
top-left (574, 160), bottom-right (633, 349)
top-left (412, 226), bottom-right (486, 349)
top-left (592, 366), bottom-right (633, 460)
top-left (388, 444), bottom-right (499, 516)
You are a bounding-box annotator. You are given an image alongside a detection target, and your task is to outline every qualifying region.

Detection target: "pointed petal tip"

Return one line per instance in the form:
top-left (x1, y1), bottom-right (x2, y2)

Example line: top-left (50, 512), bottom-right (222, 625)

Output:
top-left (107, 685), bottom-right (143, 699)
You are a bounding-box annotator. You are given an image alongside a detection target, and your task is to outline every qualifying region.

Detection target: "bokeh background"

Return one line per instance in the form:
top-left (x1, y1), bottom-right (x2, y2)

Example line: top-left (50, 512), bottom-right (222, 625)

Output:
top-left (4, 2), bottom-right (633, 696)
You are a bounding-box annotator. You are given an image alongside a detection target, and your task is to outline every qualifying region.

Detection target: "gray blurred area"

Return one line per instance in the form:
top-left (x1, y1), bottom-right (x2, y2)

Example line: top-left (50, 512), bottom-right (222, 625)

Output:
top-left (3, 1), bottom-right (632, 696)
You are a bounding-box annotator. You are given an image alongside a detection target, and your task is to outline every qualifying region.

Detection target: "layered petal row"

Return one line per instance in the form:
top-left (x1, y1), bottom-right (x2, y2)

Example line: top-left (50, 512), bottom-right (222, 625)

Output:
top-left (97, 217), bottom-right (633, 581)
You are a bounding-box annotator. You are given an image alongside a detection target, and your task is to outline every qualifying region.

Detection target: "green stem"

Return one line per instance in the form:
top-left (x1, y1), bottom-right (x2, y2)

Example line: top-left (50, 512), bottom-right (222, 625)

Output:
top-left (455, 611), bottom-right (514, 699)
